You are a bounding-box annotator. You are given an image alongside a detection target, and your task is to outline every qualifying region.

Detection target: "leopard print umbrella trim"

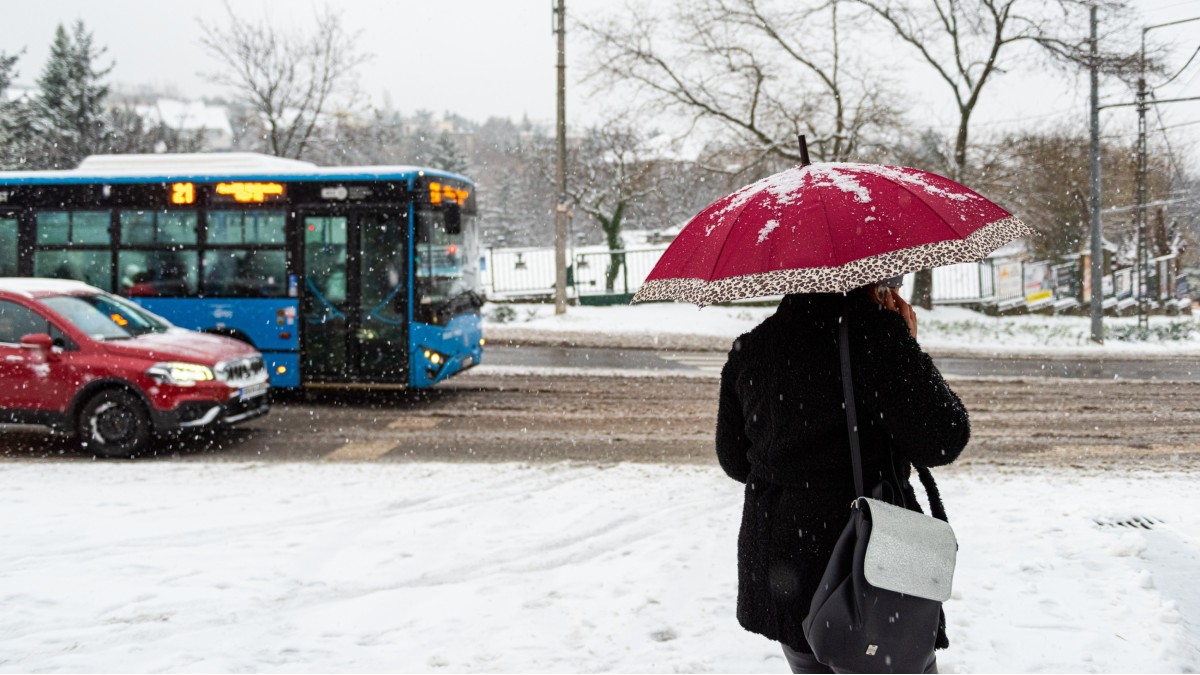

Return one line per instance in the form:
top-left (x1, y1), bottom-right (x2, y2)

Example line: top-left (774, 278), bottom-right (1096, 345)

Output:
top-left (631, 216), bottom-right (1032, 306)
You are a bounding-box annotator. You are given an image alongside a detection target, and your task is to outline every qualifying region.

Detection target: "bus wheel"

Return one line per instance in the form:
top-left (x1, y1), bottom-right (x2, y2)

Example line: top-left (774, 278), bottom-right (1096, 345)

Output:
top-left (77, 390), bottom-right (152, 459)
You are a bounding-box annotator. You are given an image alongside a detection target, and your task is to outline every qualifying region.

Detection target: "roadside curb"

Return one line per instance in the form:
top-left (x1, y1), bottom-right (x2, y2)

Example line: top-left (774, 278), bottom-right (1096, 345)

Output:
top-left (483, 327), bottom-right (732, 352)
top-left (484, 326), bottom-right (1200, 361)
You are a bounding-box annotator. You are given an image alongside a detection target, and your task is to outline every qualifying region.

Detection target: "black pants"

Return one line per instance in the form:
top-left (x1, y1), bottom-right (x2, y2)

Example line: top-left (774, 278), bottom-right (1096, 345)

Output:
top-left (781, 643), bottom-right (938, 674)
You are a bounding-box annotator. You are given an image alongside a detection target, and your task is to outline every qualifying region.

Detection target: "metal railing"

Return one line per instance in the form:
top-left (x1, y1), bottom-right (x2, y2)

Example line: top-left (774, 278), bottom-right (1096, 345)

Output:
top-left (482, 243), bottom-right (1186, 311)
top-left (486, 247), bottom-right (561, 298)
top-left (572, 248), bottom-right (666, 296)
top-left (932, 260), bottom-right (995, 302)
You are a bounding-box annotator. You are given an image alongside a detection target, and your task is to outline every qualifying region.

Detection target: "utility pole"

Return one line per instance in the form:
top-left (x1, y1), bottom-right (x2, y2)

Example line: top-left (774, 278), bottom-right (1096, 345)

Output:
top-left (553, 0), bottom-right (568, 315)
top-left (1134, 16), bottom-right (1200, 330)
top-left (1090, 12), bottom-right (1200, 340)
top-left (1088, 5), bottom-right (1104, 344)
top-left (1135, 27), bottom-right (1150, 331)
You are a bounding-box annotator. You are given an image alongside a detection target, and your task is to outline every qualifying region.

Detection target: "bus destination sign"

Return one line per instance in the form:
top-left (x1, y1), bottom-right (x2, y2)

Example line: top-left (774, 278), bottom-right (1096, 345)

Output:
top-left (168, 181), bottom-right (287, 205)
top-left (170, 182), bottom-right (196, 205)
top-left (215, 182), bottom-right (285, 203)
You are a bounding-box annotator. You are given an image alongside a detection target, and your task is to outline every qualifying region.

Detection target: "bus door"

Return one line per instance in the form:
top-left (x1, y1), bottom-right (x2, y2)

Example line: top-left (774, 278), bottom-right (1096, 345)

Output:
top-left (301, 210), bottom-right (410, 383)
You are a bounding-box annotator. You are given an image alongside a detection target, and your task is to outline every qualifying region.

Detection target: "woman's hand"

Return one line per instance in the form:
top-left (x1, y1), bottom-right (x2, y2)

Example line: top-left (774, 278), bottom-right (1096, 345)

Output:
top-left (882, 287), bottom-right (917, 339)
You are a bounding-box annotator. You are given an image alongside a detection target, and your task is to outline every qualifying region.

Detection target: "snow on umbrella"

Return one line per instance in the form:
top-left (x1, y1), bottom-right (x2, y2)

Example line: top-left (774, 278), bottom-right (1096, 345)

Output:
top-left (632, 142), bottom-right (1033, 307)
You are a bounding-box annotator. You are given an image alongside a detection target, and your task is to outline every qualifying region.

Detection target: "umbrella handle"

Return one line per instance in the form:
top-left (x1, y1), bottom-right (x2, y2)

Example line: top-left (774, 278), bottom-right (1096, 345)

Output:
top-left (797, 134), bottom-right (811, 167)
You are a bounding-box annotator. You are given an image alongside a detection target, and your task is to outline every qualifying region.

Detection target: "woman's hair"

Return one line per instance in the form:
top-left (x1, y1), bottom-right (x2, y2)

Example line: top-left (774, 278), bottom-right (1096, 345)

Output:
top-left (857, 282), bottom-right (888, 307)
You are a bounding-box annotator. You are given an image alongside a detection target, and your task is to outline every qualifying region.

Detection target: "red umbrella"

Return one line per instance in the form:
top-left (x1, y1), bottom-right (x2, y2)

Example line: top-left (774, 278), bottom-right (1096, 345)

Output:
top-left (633, 147), bottom-right (1032, 307)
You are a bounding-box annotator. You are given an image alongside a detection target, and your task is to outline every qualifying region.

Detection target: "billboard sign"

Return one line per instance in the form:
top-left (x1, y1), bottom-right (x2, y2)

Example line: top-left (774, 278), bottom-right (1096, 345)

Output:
top-left (1024, 261), bottom-right (1053, 304)
top-left (997, 261), bottom-right (1023, 300)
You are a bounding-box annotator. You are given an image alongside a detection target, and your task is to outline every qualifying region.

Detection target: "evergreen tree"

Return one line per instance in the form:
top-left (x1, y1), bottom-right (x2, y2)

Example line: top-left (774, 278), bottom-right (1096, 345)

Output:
top-left (0, 51), bottom-right (16, 95)
top-left (25, 21), bottom-right (114, 169)
top-left (430, 131), bottom-right (469, 174)
top-left (0, 51), bottom-right (23, 168)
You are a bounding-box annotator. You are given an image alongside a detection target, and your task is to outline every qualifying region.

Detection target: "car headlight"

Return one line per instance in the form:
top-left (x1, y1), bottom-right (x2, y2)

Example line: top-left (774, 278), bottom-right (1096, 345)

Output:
top-left (147, 362), bottom-right (215, 386)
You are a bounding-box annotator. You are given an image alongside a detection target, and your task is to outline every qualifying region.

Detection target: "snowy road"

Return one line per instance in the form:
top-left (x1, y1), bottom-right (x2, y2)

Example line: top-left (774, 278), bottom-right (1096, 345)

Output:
top-left (486, 344), bottom-right (1200, 380)
top-left (0, 462), bottom-right (1195, 673)
top-left (2, 373), bottom-right (1199, 469)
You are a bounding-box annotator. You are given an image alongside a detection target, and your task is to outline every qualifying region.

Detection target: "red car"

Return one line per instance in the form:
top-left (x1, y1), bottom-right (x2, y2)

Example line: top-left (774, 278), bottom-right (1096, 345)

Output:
top-left (0, 278), bottom-right (270, 458)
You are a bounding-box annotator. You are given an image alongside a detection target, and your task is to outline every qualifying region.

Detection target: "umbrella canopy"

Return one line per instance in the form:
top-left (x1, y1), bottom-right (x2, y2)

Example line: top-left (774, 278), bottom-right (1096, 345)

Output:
top-left (632, 162), bottom-right (1032, 306)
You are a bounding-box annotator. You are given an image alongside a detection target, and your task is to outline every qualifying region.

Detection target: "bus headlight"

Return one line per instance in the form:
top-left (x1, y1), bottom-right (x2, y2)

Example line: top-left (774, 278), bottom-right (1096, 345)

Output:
top-left (147, 362), bottom-right (215, 386)
top-left (422, 348), bottom-right (447, 366)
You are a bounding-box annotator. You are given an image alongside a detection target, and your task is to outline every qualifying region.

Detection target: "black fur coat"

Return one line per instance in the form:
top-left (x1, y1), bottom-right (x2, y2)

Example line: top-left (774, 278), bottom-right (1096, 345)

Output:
top-left (715, 291), bottom-right (970, 653)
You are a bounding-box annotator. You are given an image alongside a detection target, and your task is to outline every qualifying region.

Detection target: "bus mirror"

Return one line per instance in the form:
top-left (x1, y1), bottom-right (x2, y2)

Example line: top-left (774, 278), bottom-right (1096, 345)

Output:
top-left (444, 204), bottom-right (462, 235)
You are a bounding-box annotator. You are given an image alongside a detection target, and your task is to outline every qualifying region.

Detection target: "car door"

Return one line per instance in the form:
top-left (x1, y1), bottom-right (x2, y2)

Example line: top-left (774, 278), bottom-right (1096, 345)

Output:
top-left (0, 299), bottom-right (75, 414)
top-left (0, 299), bottom-right (50, 412)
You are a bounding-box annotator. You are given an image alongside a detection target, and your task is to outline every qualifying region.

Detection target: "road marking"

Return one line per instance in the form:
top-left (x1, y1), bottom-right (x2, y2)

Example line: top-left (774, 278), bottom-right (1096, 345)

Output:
top-left (657, 352), bottom-right (728, 374)
top-left (386, 417), bottom-right (445, 431)
top-left (467, 365), bottom-right (718, 379)
top-left (322, 418), bottom-right (442, 461)
top-left (323, 441), bottom-right (397, 462)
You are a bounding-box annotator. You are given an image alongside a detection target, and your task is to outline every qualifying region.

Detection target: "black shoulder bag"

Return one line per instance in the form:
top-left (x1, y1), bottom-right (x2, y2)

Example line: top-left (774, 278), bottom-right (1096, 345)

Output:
top-left (801, 311), bottom-right (958, 674)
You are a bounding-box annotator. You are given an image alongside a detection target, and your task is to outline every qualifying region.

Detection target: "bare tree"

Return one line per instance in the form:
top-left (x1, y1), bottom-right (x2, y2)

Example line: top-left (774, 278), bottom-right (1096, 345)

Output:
top-left (583, 0), bottom-right (903, 172)
top-left (563, 121), bottom-right (670, 291)
top-left (198, 3), bottom-right (371, 159)
top-left (853, 0), bottom-right (1131, 178)
top-left (849, 0), bottom-right (1137, 306)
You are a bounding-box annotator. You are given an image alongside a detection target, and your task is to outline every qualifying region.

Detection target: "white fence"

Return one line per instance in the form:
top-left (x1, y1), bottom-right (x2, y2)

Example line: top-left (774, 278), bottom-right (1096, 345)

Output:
top-left (484, 246), bottom-right (670, 299)
top-left (481, 245), bottom-right (1187, 312)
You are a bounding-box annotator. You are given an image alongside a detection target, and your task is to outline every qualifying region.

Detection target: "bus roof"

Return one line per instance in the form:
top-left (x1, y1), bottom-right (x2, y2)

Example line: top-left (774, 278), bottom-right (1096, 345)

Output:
top-left (0, 152), bottom-right (472, 185)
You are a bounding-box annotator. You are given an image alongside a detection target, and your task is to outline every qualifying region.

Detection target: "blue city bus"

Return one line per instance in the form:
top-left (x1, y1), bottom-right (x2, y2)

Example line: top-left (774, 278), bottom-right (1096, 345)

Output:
top-left (0, 153), bottom-right (483, 388)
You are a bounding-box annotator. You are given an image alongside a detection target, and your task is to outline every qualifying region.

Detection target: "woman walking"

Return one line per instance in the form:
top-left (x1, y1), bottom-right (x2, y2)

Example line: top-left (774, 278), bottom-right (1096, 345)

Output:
top-left (716, 281), bottom-right (970, 674)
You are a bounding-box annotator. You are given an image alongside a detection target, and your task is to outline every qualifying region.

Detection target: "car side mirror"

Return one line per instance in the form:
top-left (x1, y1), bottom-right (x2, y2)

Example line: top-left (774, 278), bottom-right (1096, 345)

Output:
top-left (21, 333), bottom-right (54, 350)
top-left (20, 333), bottom-right (59, 361)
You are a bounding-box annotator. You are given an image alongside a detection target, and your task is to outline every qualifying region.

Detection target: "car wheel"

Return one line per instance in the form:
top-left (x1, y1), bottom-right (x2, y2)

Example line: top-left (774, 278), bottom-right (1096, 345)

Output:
top-left (77, 389), bottom-right (152, 459)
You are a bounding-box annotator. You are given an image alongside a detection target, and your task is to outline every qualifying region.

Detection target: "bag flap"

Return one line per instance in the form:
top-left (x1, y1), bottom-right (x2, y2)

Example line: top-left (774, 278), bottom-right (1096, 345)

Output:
top-left (861, 497), bottom-right (958, 602)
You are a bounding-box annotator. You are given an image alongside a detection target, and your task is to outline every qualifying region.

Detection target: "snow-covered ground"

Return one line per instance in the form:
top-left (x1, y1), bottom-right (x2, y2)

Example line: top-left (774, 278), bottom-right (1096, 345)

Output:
top-left (484, 301), bottom-right (1200, 355)
top-left (1, 462), bottom-right (1195, 673)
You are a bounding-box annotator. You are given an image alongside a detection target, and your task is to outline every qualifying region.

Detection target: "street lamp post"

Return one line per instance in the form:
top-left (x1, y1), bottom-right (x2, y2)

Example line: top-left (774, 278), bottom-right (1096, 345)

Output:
top-left (1088, 6), bottom-right (1103, 344)
top-left (552, 0), bottom-right (568, 315)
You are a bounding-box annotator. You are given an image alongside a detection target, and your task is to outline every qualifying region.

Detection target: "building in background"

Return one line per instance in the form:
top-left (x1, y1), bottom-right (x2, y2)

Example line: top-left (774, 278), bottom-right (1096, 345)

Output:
top-left (133, 98), bottom-right (233, 151)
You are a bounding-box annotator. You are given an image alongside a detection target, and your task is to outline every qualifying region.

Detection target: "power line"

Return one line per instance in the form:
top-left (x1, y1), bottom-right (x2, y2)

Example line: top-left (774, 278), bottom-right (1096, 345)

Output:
top-left (1104, 196), bottom-right (1196, 214)
top-left (1099, 118), bottom-right (1200, 139)
top-left (1143, 0), bottom-right (1200, 14)
top-left (1155, 43), bottom-right (1200, 87)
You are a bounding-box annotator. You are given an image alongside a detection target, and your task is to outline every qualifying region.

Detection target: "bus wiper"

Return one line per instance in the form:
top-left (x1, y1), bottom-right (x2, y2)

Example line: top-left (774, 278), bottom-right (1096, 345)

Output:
top-left (434, 290), bottom-right (484, 317)
top-left (453, 290), bottom-right (484, 309)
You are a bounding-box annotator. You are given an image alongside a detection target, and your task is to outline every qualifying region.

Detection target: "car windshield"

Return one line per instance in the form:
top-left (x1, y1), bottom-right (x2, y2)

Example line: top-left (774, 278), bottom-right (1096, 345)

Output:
top-left (41, 293), bottom-right (172, 341)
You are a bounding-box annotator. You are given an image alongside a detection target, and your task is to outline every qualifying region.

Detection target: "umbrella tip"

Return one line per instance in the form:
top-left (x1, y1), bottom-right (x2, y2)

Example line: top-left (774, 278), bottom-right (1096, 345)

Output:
top-left (798, 134), bottom-right (811, 167)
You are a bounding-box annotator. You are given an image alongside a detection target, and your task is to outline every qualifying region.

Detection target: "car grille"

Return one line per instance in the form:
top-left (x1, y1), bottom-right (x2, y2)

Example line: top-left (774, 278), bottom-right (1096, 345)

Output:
top-left (216, 356), bottom-right (267, 386)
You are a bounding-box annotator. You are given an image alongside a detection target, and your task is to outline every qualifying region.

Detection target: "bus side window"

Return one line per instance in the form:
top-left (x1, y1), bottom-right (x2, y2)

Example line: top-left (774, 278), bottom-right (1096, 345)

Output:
top-left (203, 250), bottom-right (287, 298)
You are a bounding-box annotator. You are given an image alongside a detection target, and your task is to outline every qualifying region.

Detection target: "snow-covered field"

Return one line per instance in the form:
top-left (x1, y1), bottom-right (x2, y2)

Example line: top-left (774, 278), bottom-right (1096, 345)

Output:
top-left (1, 462), bottom-right (1195, 673)
top-left (485, 301), bottom-right (1200, 355)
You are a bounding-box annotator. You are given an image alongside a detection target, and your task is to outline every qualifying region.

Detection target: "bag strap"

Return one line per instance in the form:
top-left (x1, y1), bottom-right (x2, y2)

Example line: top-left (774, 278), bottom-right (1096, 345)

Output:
top-left (838, 307), bottom-right (866, 499)
top-left (916, 465), bottom-right (949, 522)
top-left (839, 302), bottom-right (949, 522)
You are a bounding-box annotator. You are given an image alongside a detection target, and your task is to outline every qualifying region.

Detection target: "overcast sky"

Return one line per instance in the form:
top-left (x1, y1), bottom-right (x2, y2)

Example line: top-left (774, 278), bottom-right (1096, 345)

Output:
top-left (1, 0), bottom-right (1197, 172)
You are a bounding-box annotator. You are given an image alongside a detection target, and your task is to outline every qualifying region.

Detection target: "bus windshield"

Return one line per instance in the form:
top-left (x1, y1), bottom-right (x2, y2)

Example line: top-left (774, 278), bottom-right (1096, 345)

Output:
top-left (42, 293), bottom-right (172, 341)
top-left (415, 207), bottom-right (482, 323)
